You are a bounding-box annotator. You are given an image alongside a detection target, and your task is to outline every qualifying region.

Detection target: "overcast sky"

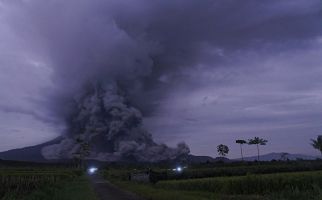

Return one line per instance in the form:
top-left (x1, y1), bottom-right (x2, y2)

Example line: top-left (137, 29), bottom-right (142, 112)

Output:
top-left (0, 0), bottom-right (322, 158)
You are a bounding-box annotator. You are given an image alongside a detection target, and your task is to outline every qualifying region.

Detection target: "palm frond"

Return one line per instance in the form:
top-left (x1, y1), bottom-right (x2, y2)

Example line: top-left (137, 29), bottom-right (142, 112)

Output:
top-left (311, 137), bottom-right (322, 151)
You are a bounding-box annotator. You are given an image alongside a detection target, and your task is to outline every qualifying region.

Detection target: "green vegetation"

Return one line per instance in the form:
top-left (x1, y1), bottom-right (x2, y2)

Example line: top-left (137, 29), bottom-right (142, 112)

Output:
top-left (102, 160), bottom-right (322, 200)
top-left (112, 181), bottom-right (215, 200)
top-left (217, 144), bottom-right (229, 157)
top-left (156, 171), bottom-right (322, 194)
top-left (25, 176), bottom-right (98, 200)
top-left (102, 161), bottom-right (322, 181)
top-left (113, 180), bottom-right (264, 200)
top-left (73, 138), bottom-right (91, 169)
top-left (107, 170), bottom-right (322, 200)
top-left (235, 140), bottom-right (247, 161)
top-left (311, 135), bottom-right (322, 156)
top-left (248, 137), bottom-right (268, 161)
top-left (164, 162), bottom-right (322, 180)
top-left (0, 167), bottom-right (97, 200)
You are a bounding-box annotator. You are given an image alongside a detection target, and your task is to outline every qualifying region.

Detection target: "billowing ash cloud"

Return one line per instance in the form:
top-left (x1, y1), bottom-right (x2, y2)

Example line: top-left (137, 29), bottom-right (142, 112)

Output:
top-left (42, 81), bottom-right (189, 162)
top-left (5, 0), bottom-right (201, 161)
top-left (1, 0), bottom-right (321, 158)
top-left (13, 0), bottom-right (321, 116)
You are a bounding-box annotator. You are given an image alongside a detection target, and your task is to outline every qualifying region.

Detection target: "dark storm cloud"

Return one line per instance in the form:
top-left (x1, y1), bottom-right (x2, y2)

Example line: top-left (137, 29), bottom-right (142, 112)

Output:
top-left (147, 46), bottom-right (322, 157)
top-left (107, 0), bottom-right (322, 113)
top-left (6, 0), bottom-right (321, 114)
top-left (0, 104), bottom-right (54, 124)
top-left (0, 0), bottom-right (322, 156)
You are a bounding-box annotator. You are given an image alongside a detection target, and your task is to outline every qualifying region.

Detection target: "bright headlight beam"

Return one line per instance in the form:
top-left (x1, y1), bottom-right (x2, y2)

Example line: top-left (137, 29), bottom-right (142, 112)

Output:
top-left (88, 167), bottom-right (98, 174)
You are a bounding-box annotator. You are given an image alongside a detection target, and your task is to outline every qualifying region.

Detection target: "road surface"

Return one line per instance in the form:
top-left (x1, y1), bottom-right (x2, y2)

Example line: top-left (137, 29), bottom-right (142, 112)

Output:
top-left (88, 174), bottom-right (144, 200)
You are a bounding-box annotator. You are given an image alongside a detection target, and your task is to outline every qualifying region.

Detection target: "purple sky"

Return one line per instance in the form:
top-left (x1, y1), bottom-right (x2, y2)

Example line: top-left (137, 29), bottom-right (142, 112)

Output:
top-left (0, 0), bottom-right (322, 158)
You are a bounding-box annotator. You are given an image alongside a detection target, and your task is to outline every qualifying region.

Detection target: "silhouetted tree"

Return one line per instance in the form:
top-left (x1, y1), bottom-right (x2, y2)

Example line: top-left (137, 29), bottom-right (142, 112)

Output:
top-left (248, 137), bottom-right (267, 161)
top-left (236, 139), bottom-right (247, 161)
top-left (280, 152), bottom-right (289, 161)
top-left (217, 144), bottom-right (229, 157)
top-left (73, 138), bottom-right (91, 169)
top-left (311, 135), bottom-right (322, 156)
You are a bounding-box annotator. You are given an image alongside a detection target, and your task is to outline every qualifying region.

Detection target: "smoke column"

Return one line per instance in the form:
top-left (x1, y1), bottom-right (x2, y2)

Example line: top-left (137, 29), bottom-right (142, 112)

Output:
top-left (42, 81), bottom-right (190, 162)
top-left (25, 0), bottom-right (206, 162)
top-left (2, 0), bottom-right (320, 160)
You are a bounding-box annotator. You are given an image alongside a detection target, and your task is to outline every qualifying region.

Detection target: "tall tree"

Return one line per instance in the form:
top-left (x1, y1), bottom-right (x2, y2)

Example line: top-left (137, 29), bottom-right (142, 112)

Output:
top-left (73, 138), bottom-right (91, 169)
top-left (236, 139), bottom-right (247, 161)
top-left (217, 144), bottom-right (229, 158)
top-left (248, 137), bottom-right (268, 161)
top-left (280, 152), bottom-right (289, 161)
top-left (311, 135), bottom-right (322, 156)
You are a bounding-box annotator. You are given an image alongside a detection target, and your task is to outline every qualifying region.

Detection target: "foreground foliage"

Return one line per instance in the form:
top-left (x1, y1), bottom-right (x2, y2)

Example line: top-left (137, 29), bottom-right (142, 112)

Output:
top-left (0, 168), bottom-right (97, 200)
top-left (24, 176), bottom-right (98, 200)
top-left (156, 171), bottom-right (322, 195)
top-left (103, 161), bottom-right (322, 182)
top-left (103, 165), bottom-right (322, 200)
top-left (113, 180), bottom-right (265, 200)
top-left (115, 179), bottom-right (322, 200)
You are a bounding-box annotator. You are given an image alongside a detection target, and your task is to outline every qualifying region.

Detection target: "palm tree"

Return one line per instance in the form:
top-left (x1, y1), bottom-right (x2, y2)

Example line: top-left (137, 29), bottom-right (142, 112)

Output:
top-left (248, 137), bottom-right (268, 161)
top-left (217, 144), bottom-right (229, 158)
top-left (311, 135), bottom-right (322, 156)
top-left (236, 140), bottom-right (247, 161)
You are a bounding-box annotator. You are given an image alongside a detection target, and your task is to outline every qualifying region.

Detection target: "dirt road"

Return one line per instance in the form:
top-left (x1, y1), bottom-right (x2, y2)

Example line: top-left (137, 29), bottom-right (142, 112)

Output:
top-left (88, 174), bottom-right (144, 200)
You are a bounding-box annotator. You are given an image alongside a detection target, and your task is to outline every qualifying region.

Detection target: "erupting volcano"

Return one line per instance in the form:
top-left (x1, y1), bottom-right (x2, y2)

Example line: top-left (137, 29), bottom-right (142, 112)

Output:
top-left (42, 82), bottom-right (189, 162)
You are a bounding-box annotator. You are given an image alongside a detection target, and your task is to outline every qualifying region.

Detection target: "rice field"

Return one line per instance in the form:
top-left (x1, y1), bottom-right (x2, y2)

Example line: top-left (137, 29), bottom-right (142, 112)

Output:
top-left (0, 168), bottom-right (89, 200)
top-left (104, 163), bottom-right (322, 200)
top-left (156, 170), bottom-right (322, 195)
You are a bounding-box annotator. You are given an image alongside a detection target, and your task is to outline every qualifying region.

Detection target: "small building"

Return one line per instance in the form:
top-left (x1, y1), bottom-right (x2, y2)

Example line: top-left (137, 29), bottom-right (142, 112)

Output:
top-left (129, 171), bottom-right (150, 183)
top-left (129, 170), bottom-right (167, 183)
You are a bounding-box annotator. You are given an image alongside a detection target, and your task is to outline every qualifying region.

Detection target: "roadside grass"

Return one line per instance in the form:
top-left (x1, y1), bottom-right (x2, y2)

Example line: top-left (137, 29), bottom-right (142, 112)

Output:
top-left (112, 180), bottom-right (266, 200)
top-left (112, 179), bottom-right (322, 200)
top-left (105, 170), bottom-right (322, 200)
top-left (156, 170), bottom-right (322, 194)
top-left (1, 168), bottom-right (77, 200)
top-left (1, 175), bottom-right (98, 200)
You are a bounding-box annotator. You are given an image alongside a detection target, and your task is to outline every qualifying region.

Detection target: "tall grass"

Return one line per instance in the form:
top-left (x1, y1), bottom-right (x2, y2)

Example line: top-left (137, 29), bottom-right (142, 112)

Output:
top-left (158, 162), bottom-right (322, 181)
top-left (156, 171), bottom-right (322, 195)
top-left (24, 176), bottom-right (98, 200)
top-left (0, 168), bottom-right (81, 199)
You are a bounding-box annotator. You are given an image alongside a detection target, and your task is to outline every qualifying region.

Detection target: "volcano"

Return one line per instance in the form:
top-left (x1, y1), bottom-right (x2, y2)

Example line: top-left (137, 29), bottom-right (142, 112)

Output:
top-left (41, 82), bottom-right (189, 162)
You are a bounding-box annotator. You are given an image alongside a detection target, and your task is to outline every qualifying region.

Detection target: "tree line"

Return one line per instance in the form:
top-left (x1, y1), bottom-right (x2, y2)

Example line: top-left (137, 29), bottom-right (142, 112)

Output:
top-left (217, 137), bottom-right (267, 161)
top-left (217, 135), bottom-right (322, 161)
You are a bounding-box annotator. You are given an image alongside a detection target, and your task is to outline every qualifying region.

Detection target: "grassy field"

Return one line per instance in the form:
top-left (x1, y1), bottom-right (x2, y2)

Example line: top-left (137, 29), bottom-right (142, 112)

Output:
top-left (113, 180), bottom-right (265, 200)
top-left (109, 172), bottom-right (322, 200)
top-left (162, 161), bottom-right (322, 180)
top-left (156, 171), bottom-right (322, 194)
top-left (24, 176), bottom-right (98, 200)
top-left (102, 160), bottom-right (322, 181)
top-left (3, 160), bottom-right (322, 200)
top-left (103, 162), bottom-right (322, 200)
top-left (0, 167), bottom-right (98, 200)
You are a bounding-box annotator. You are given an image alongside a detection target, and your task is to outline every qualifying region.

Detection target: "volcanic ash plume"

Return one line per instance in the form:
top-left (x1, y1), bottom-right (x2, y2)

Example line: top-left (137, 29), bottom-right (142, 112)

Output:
top-left (42, 82), bottom-right (190, 162)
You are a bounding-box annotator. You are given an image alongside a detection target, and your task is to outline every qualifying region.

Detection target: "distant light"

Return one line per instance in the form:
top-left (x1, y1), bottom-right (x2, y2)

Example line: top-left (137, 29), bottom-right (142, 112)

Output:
top-left (171, 166), bottom-right (185, 172)
top-left (88, 167), bottom-right (98, 174)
